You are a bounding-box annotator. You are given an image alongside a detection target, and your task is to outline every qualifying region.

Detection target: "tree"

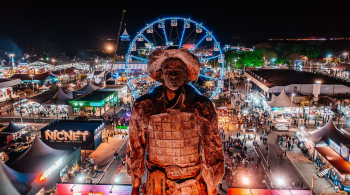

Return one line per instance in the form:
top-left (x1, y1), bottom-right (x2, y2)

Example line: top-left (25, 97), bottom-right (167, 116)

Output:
top-left (77, 74), bottom-right (86, 81)
top-left (300, 95), bottom-right (314, 120)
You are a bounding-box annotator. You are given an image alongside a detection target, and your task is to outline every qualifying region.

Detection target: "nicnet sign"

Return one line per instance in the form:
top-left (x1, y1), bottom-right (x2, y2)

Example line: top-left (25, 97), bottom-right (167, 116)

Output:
top-left (42, 130), bottom-right (95, 149)
top-left (40, 120), bottom-right (105, 150)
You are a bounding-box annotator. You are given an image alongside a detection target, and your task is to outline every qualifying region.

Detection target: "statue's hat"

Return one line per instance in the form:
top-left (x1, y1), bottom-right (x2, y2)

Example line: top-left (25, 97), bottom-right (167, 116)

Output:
top-left (147, 48), bottom-right (200, 82)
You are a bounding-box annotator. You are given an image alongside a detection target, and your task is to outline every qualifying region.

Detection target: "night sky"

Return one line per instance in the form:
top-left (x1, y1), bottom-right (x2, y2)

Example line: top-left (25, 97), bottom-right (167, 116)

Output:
top-left (1, 0), bottom-right (350, 56)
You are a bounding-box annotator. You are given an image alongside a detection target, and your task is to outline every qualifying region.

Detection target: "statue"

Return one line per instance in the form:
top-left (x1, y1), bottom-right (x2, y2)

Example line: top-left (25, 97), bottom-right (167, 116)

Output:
top-left (127, 48), bottom-right (224, 195)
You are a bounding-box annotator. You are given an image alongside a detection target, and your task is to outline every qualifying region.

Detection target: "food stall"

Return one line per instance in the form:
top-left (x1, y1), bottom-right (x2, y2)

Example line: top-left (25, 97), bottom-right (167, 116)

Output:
top-left (273, 118), bottom-right (290, 131)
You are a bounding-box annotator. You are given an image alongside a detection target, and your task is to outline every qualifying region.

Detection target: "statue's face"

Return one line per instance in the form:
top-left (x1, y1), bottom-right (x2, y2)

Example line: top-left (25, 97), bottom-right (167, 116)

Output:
top-left (162, 59), bottom-right (186, 91)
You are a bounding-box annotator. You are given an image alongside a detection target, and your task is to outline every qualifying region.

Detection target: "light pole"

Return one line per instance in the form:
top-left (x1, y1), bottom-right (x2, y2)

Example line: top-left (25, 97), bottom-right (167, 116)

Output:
top-left (30, 74), bottom-right (34, 95)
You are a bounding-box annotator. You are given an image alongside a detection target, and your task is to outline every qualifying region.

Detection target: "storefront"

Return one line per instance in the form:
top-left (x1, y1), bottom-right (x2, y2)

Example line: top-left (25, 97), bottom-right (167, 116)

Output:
top-left (69, 90), bottom-right (118, 116)
top-left (41, 120), bottom-right (105, 150)
top-left (57, 183), bottom-right (132, 195)
top-left (314, 145), bottom-right (350, 193)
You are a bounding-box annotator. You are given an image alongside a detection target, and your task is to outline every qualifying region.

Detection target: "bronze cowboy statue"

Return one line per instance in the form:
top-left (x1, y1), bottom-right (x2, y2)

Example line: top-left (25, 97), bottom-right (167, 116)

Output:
top-left (127, 48), bottom-right (224, 195)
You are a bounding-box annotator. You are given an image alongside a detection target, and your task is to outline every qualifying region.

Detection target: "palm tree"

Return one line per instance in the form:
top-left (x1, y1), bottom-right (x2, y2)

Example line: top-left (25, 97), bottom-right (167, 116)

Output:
top-left (335, 93), bottom-right (349, 126)
top-left (300, 95), bottom-right (314, 124)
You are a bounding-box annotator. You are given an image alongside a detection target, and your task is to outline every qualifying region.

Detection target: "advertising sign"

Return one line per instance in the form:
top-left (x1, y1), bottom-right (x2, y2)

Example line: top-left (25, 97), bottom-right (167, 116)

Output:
top-left (41, 130), bottom-right (95, 149)
top-left (341, 143), bottom-right (350, 161)
top-left (329, 139), bottom-right (341, 154)
top-left (87, 193), bottom-right (103, 195)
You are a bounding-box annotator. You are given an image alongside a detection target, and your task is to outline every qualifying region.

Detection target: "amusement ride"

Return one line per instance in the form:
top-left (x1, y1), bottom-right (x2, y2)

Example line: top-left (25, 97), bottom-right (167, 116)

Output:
top-left (124, 17), bottom-right (225, 100)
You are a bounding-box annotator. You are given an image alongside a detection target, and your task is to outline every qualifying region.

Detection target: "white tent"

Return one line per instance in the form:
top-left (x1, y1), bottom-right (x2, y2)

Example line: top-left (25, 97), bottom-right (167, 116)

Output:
top-left (39, 85), bottom-right (50, 90)
top-left (268, 90), bottom-right (299, 107)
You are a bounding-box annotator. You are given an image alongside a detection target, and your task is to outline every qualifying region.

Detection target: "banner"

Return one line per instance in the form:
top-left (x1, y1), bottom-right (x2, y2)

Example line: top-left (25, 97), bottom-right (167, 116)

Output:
top-left (341, 143), bottom-right (350, 161)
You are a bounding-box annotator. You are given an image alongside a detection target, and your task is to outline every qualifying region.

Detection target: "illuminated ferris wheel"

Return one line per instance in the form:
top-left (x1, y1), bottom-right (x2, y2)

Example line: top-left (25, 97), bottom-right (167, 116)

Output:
top-left (125, 17), bottom-right (225, 100)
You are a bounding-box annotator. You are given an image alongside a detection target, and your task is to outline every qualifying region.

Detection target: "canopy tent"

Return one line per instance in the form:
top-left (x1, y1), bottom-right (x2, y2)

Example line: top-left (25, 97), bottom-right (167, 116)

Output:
top-left (44, 87), bottom-right (72, 105)
top-left (107, 77), bottom-right (114, 81)
top-left (1, 121), bottom-right (24, 133)
top-left (0, 161), bottom-right (36, 195)
top-left (66, 92), bottom-right (74, 99)
top-left (9, 136), bottom-right (65, 173)
top-left (28, 89), bottom-right (58, 104)
top-left (268, 90), bottom-right (299, 107)
top-left (39, 85), bottom-right (50, 90)
top-left (78, 81), bottom-right (99, 92)
top-left (94, 71), bottom-right (105, 78)
top-left (304, 119), bottom-right (350, 146)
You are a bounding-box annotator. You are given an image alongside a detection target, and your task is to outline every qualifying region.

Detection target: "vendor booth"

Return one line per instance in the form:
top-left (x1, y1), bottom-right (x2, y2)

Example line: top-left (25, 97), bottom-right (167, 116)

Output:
top-left (69, 90), bottom-right (118, 116)
top-left (269, 90), bottom-right (299, 130)
top-left (273, 118), bottom-right (290, 131)
top-left (5, 137), bottom-right (81, 195)
top-left (297, 119), bottom-right (346, 157)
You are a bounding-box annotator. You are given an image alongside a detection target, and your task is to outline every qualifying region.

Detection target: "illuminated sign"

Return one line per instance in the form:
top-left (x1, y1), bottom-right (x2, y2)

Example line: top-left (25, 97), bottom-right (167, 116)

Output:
top-left (87, 193), bottom-right (103, 195)
top-left (45, 131), bottom-right (89, 142)
top-left (39, 158), bottom-right (62, 181)
top-left (341, 143), bottom-right (350, 161)
top-left (329, 139), bottom-right (340, 154)
top-left (182, 44), bottom-right (195, 50)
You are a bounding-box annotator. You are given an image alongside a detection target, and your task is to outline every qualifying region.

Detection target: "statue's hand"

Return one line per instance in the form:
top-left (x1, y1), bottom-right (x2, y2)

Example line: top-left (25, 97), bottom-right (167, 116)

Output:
top-left (131, 187), bottom-right (140, 195)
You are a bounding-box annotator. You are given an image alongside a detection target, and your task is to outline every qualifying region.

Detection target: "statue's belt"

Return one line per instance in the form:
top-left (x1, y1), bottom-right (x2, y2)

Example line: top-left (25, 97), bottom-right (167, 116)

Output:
top-left (146, 160), bottom-right (201, 180)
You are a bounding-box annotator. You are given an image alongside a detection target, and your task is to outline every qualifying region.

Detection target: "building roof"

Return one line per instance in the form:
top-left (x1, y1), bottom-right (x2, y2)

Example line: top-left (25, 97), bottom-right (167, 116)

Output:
top-left (0, 121), bottom-right (24, 134)
top-left (248, 69), bottom-right (349, 88)
top-left (51, 67), bottom-right (78, 76)
top-left (330, 63), bottom-right (350, 71)
top-left (268, 90), bottom-right (299, 107)
top-left (41, 120), bottom-right (104, 132)
top-left (10, 72), bottom-right (51, 81)
top-left (315, 147), bottom-right (350, 174)
top-left (78, 81), bottom-right (99, 92)
top-left (74, 90), bottom-right (115, 102)
top-left (0, 78), bottom-right (21, 88)
top-left (44, 87), bottom-right (72, 105)
top-left (9, 137), bottom-right (65, 173)
top-left (28, 89), bottom-right (58, 104)
top-left (305, 119), bottom-right (350, 146)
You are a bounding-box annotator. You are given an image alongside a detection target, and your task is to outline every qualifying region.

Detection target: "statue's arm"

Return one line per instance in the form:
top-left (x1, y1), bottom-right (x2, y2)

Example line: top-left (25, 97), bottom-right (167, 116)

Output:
top-left (126, 101), bottom-right (148, 192)
top-left (197, 102), bottom-right (225, 195)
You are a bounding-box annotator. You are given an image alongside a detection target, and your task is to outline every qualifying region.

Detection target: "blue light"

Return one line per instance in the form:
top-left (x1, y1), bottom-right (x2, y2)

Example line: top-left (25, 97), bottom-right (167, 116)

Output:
top-left (162, 24), bottom-right (169, 45)
top-left (125, 17), bottom-right (225, 100)
top-left (190, 34), bottom-right (208, 52)
top-left (141, 34), bottom-right (155, 49)
top-left (149, 82), bottom-right (161, 94)
top-left (188, 83), bottom-right (202, 95)
top-left (129, 55), bottom-right (149, 62)
top-left (179, 19), bottom-right (187, 48)
top-left (199, 74), bottom-right (219, 81)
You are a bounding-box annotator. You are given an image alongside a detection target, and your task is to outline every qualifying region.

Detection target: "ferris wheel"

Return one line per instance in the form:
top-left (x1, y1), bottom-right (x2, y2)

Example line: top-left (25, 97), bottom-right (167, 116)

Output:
top-left (125, 17), bottom-right (225, 100)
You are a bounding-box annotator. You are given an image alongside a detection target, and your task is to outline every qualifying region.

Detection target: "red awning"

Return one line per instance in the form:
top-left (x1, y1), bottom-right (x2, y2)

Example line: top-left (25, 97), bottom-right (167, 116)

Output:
top-left (315, 147), bottom-right (350, 174)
